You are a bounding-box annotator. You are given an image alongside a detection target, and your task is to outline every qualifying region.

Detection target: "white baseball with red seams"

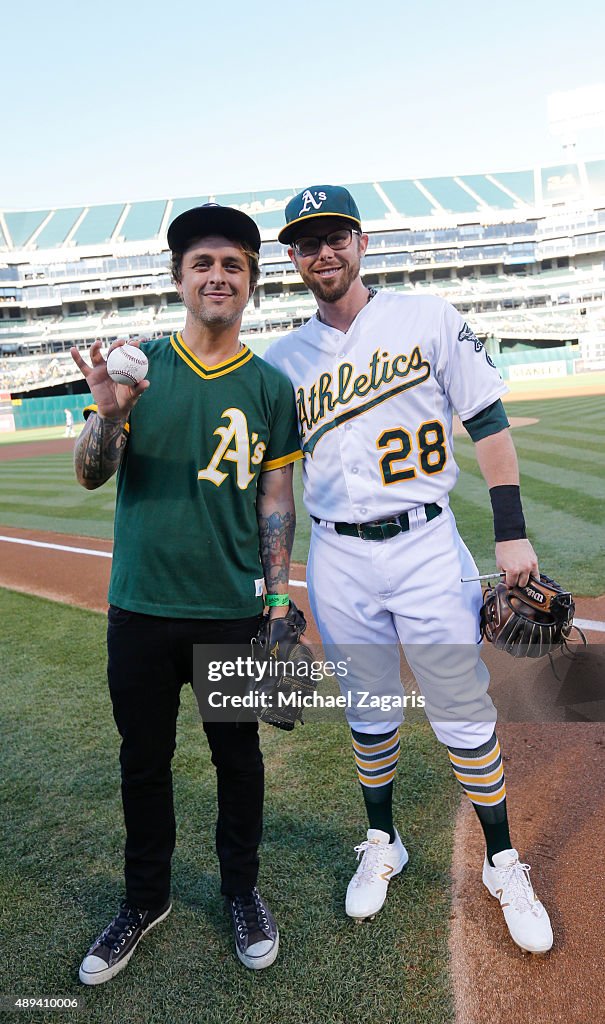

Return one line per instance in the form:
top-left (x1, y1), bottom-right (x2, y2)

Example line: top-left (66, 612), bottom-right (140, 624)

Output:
top-left (106, 344), bottom-right (148, 385)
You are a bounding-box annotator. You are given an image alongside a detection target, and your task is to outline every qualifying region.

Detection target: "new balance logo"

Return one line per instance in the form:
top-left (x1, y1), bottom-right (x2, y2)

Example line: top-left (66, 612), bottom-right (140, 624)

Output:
top-left (379, 863), bottom-right (394, 881)
top-left (495, 887), bottom-right (510, 908)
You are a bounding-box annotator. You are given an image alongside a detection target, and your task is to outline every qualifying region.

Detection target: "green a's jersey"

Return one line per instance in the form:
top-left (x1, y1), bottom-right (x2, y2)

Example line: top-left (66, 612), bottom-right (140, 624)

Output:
top-left (106, 333), bottom-right (302, 618)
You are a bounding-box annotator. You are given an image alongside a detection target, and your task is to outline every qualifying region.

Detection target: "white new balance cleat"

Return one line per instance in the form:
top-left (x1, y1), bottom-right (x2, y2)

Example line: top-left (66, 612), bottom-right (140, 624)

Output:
top-left (482, 848), bottom-right (553, 954)
top-left (345, 828), bottom-right (409, 922)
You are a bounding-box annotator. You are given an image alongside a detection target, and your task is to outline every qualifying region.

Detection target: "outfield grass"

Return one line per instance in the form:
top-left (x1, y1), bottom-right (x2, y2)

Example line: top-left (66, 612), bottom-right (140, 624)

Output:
top-left (450, 394), bottom-right (605, 595)
top-left (0, 395), bottom-right (603, 592)
top-left (0, 426), bottom-right (81, 445)
top-left (1, 588), bottom-right (459, 1023)
top-left (505, 369), bottom-right (605, 397)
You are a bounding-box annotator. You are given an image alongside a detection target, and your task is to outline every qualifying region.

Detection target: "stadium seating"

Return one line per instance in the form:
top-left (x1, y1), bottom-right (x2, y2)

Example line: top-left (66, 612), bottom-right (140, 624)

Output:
top-left (0, 157), bottom-right (604, 387)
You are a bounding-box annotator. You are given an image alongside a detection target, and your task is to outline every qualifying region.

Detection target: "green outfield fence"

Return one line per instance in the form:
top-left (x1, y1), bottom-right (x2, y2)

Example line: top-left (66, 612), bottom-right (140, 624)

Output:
top-left (496, 344), bottom-right (577, 379)
top-left (11, 394), bottom-right (89, 430)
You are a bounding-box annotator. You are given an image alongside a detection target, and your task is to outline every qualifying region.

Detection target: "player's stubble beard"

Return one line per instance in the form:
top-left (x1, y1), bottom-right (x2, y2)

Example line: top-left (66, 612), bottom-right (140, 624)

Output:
top-left (185, 290), bottom-right (246, 328)
top-left (298, 248), bottom-right (362, 304)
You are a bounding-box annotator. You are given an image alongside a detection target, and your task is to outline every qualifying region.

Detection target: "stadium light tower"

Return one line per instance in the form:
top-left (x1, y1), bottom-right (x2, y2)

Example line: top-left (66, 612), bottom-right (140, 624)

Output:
top-left (548, 83), bottom-right (605, 154)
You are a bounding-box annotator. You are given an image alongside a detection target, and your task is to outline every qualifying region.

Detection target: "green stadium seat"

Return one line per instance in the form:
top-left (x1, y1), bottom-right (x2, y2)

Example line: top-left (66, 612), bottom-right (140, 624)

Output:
top-left (342, 183), bottom-right (389, 221)
top-left (168, 197), bottom-right (209, 222)
top-left (72, 204), bottom-right (125, 246)
top-left (34, 208), bottom-right (83, 248)
top-left (5, 210), bottom-right (50, 248)
top-left (120, 201), bottom-right (167, 241)
top-left (419, 177), bottom-right (478, 214)
top-left (460, 175), bottom-right (517, 210)
top-left (378, 180), bottom-right (433, 217)
top-left (490, 170), bottom-right (535, 205)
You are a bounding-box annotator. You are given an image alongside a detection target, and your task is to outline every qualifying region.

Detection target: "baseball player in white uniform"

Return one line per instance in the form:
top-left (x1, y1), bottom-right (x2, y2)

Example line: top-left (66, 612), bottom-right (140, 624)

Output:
top-left (264, 185), bottom-right (553, 954)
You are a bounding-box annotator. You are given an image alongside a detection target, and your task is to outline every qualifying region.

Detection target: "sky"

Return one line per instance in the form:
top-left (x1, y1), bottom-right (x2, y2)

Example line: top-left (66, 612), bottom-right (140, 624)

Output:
top-left (2, 0), bottom-right (605, 211)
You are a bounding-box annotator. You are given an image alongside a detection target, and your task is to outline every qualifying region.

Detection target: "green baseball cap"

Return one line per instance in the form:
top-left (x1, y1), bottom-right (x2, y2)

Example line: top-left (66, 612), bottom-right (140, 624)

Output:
top-left (278, 185), bottom-right (362, 245)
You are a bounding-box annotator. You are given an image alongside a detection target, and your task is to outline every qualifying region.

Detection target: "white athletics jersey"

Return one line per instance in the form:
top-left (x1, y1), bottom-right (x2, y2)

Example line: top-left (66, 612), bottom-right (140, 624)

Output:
top-left (264, 291), bottom-right (507, 522)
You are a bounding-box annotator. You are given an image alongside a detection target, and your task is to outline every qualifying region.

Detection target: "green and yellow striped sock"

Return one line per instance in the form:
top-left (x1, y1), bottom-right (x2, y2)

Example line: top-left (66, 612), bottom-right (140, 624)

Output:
top-left (447, 732), bottom-right (512, 865)
top-left (351, 728), bottom-right (400, 843)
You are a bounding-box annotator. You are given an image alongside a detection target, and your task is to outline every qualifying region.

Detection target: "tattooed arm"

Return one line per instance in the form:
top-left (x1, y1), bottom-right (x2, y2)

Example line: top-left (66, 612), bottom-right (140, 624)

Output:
top-left (256, 464), bottom-right (296, 619)
top-left (74, 413), bottom-right (128, 489)
top-left (70, 339), bottom-right (149, 489)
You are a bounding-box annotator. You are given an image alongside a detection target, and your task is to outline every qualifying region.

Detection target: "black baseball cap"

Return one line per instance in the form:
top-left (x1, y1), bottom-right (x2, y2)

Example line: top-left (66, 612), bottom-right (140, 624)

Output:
top-left (278, 185), bottom-right (362, 244)
top-left (167, 203), bottom-right (261, 254)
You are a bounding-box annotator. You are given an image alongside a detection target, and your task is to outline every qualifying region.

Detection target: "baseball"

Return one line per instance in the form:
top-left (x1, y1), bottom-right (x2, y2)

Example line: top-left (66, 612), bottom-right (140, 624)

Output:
top-left (106, 344), bottom-right (149, 386)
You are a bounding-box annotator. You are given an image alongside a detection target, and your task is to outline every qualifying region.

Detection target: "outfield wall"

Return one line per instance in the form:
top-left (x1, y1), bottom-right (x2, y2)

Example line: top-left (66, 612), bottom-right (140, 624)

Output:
top-left (11, 393), bottom-right (89, 430)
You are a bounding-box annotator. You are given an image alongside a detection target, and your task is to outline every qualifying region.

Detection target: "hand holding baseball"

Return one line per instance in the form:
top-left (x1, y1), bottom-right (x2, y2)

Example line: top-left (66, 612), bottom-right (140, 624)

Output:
top-left (70, 340), bottom-right (150, 420)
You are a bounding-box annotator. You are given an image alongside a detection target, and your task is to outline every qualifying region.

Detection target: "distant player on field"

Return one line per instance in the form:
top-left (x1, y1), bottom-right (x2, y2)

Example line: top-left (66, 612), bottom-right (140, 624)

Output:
top-left (71, 204), bottom-right (301, 983)
top-left (264, 185), bottom-right (553, 954)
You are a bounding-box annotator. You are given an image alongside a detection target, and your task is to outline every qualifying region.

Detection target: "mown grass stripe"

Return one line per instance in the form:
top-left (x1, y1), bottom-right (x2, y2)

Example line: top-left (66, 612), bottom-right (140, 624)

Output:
top-left (458, 432), bottom-right (603, 469)
top-left (505, 396), bottom-right (605, 418)
top-left (0, 513), bottom-right (115, 538)
top-left (518, 429), bottom-right (605, 450)
top-left (455, 449), bottom-right (604, 504)
top-left (0, 461), bottom-right (76, 470)
top-left (451, 492), bottom-right (604, 593)
top-left (510, 438), bottom-right (604, 466)
top-left (0, 482), bottom-right (91, 496)
top-left (0, 467), bottom-right (76, 479)
top-left (0, 495), bottom-right (115, 514)
top-left (513, 476), bottom-right (602, 523)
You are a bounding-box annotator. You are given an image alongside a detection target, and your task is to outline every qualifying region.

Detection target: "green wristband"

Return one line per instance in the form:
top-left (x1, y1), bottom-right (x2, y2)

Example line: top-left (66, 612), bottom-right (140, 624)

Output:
top-left (265, 593), bottom-right (290, 607)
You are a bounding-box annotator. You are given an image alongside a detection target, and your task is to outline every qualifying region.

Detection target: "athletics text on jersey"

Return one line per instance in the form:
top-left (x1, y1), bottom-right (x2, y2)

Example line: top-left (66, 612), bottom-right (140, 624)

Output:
top-left (264, 292), bottom-right (506, 522)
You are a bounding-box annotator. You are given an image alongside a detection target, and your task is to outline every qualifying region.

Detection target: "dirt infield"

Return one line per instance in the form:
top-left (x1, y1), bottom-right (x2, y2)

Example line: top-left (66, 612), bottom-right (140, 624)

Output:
top-left (0, 437), bottom-right (77, 460)
top-left (450, 723), bottom-right (605, 1024)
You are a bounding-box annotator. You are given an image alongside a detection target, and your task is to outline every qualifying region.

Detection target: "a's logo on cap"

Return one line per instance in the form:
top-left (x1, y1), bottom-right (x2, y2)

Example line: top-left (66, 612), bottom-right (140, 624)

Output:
top-left (299, 189), bottom-right (327, 215)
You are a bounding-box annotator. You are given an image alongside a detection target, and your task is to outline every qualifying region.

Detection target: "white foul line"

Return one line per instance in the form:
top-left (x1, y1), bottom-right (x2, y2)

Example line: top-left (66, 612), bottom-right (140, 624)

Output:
top-left (0, 533), bottom-right (309, 588)
top-left (2, 535), bottom-right (604, 622)
top-left (0, 534), bottom-right (113, 558)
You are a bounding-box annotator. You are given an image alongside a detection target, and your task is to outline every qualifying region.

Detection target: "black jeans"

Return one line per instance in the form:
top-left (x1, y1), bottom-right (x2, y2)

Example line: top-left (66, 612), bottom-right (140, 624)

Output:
top-left (107, 606), bottom-right (264, 910)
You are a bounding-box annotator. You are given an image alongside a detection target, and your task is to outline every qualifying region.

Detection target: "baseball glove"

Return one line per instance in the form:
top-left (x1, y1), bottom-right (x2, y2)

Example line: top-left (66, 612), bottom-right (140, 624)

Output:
top-left (246, 601), bottom-right (317, 730)
top-left (480, 573), bottom-right (585, 658)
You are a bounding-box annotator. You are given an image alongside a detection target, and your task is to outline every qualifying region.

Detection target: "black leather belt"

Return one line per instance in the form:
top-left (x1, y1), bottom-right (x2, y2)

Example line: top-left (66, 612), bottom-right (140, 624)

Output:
top-left (311, 502), bottom-right (442, 541)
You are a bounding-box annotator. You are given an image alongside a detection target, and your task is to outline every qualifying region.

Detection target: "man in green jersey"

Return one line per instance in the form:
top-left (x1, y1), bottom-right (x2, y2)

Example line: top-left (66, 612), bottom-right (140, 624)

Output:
top-left (71, 204), bottom-right (302, 983)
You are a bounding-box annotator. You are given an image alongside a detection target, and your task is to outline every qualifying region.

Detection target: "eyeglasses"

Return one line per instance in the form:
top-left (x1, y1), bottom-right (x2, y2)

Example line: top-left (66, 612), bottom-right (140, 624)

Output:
top-left (292, 228), bottom-right (360, 258)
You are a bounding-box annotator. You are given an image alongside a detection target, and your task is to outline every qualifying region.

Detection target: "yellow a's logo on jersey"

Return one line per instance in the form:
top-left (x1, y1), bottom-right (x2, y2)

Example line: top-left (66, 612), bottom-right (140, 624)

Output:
top-left (198, 408), bottom-right (265, 489)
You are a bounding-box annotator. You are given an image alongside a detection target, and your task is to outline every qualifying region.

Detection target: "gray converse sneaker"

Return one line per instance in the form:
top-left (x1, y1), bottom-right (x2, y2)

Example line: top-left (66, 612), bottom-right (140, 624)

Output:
top-left (79, 899), bottom-right (172, 985)
top-left (228, 888), bottom-right (279, 970)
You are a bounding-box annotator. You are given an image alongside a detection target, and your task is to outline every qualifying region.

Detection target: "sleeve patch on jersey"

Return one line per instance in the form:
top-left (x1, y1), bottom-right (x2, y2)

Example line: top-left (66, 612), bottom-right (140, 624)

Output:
top-left (462, 399), bottom-right (509, 441)
top-left (261, 450), bottom-right (303, 472)
top-left (458, 322), bottom-right (497, 369)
